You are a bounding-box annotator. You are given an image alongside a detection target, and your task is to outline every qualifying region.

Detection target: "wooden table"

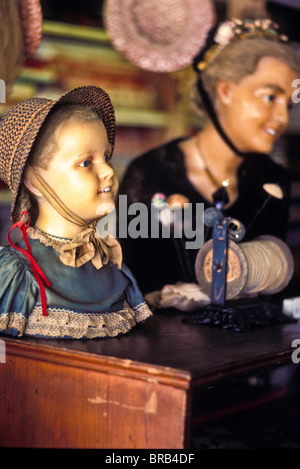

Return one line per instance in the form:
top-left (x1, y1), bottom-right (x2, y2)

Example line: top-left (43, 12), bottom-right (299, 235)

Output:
top-left (1, 308), bottom-right (300, 449)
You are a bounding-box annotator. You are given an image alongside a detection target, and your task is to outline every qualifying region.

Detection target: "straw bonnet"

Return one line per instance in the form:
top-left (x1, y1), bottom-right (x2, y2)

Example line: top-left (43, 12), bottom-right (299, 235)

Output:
top-left (0, 85), bottom-right (116, 222)
top-left (103, 0), bottom-right (216, 72)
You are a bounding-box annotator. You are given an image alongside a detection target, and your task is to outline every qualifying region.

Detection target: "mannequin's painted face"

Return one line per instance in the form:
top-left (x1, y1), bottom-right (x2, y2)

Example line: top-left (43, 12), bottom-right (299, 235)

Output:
top-left (38, 118), bottom-right (118, 222)
top-left (217, 56), bottom-right (298, 154)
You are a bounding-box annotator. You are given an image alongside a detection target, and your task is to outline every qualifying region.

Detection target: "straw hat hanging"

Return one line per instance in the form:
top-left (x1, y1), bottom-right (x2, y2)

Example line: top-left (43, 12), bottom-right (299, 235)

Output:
top-left (103, 0), bottom-right (216, 72)
top-left (0, 0), bottom-right (42, 94)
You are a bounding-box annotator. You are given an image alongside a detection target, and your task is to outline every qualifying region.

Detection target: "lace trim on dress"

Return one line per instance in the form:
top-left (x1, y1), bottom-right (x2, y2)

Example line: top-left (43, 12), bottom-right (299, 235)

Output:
top-left (0, 301), bottom-right (152, 338)
top-left (23, 301), bottom-right (151, 339)
top-left (27, 226), bottom-right (71, 252)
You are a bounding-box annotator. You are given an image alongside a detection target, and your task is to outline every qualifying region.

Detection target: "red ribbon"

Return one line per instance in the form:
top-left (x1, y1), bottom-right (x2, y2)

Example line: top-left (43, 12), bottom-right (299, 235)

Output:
top-left (7, 211), bottom-right (51, 317)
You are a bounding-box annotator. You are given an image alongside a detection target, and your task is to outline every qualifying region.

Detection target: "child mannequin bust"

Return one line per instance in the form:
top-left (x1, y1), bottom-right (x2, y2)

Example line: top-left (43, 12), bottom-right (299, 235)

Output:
top-left (0, 86), bottom-right (152, 339)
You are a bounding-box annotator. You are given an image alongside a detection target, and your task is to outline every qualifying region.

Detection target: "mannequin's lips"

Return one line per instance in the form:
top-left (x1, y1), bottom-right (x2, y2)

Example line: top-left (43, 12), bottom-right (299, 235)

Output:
top-left (264, 127), bottom-right (279, 138)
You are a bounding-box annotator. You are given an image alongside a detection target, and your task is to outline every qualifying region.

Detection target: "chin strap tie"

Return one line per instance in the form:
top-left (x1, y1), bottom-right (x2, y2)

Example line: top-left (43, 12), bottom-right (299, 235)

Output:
top-left (25, 164), bottom-right (123, 269)
top-left (7, 211), bottom-right (51, 317)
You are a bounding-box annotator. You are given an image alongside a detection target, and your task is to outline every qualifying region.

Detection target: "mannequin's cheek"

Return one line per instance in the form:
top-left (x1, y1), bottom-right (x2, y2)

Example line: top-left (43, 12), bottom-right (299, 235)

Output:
top-left (96, 201), bottom-right (116, 218)
top-left (238, 99), bottom-right (267, 123)
top-left (218, 98), bottom-right (266, 132)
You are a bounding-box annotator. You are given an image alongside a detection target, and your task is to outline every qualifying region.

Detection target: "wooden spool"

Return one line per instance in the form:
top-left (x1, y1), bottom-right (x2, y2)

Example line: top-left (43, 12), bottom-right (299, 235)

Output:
top-left (195, 235), bottom-right (294, 300)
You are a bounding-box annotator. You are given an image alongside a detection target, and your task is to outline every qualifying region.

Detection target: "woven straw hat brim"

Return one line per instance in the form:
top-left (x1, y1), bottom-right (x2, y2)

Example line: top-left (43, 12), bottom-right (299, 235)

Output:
top-left (0, 86), bottom-right (115, 222)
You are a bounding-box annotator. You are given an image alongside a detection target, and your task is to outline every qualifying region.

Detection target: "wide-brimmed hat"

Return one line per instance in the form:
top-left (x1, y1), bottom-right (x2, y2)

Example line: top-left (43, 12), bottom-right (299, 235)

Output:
top-left (103, 0), bottom-right (216, 72)
top-left (0, 85), bottom-right (116, 222)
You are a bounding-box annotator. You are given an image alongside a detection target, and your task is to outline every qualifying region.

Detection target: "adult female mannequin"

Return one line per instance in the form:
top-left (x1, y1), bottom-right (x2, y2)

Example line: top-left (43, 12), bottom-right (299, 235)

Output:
top-left (118, 19), bottom-right (300, 294)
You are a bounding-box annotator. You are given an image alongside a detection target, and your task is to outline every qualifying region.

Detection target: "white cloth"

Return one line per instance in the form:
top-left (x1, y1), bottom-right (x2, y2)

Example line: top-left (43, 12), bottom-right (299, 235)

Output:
top-left (145, 282), bottom-right (210, 312)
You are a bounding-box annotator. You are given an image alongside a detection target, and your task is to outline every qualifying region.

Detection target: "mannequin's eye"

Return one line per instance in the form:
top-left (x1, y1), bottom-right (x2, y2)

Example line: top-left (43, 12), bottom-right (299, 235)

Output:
top-left (262, 94), bottom-right (275, 103)
top-left (79, 159), bottom-right (91, 168)
top-left (104, 153), bottom-right (111, 163)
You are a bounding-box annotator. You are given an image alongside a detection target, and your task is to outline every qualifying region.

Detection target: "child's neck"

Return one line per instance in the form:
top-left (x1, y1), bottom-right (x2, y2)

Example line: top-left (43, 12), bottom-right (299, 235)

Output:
top-left (35, 205), bottom-right (92, 239)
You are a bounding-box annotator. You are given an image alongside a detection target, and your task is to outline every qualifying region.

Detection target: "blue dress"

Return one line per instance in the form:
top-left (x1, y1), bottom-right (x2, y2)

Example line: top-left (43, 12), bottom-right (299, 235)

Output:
top-left (0, 229), bottom-right (152, 339)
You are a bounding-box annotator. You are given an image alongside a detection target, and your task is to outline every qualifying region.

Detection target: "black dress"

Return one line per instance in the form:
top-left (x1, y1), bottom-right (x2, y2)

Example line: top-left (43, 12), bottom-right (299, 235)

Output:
top-left (118, 138), bottom-right (291, 293)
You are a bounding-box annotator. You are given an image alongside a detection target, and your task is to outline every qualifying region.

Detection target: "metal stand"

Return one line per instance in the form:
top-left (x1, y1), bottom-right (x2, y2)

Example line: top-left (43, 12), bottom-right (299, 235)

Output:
top-left (210, 218), bottom-right (228, 305)
top-left (184, 190), bottom-right (295, 331)
top-left (183, 296), bottom-right (295, 332)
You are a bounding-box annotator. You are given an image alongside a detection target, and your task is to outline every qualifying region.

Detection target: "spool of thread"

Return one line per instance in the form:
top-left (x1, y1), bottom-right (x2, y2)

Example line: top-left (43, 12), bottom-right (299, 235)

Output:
top-left (195, 235), bottom-right (294, 300)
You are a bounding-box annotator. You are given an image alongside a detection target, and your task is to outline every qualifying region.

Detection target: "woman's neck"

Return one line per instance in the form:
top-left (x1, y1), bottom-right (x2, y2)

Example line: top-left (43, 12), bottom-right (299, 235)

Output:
top-left (196, 122), bottom-right (243, 177)
top-left (180, 121), bottom-right (244, 207)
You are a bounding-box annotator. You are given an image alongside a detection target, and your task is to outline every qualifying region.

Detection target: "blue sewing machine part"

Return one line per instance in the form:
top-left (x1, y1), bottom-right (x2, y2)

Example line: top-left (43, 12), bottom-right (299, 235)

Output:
top-left (211, 217), bottom-right (228, 305)
top-left (203, 207), bottom-right (223, 227)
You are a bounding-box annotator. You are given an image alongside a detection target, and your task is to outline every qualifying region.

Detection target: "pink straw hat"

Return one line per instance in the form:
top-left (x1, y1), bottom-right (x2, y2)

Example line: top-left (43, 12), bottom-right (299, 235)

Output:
top-left (103, 0), bottom-right (216, 72)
